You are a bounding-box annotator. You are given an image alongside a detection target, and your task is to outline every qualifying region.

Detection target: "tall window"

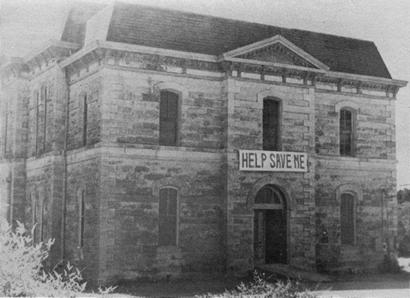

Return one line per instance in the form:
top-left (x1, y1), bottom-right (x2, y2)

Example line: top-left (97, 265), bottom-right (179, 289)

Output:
top-left (79, 189), bottom-right (85, 248)
top-left (340, 109), bottom-right (354, 156)
top-left (82, 94), bottom-right (88, 146)
top-left (4, 101), bottom-right (8, 154)
top-left (158, 188), bottom-right (177, 246)
top-left (35, 91), bottom-right (40, 155)
top-left (40, 197), bottom-right (46, 242)
top-left (42, 86), bottom-right (48, 151)
top-left (341, 193), bottom-right (355, 245)
top-left (159, 91), bottom-right (178, 146)
top-left (263, 98), bottom-right (280, 151)
top-left (31, 192), bottom-right (38, 243)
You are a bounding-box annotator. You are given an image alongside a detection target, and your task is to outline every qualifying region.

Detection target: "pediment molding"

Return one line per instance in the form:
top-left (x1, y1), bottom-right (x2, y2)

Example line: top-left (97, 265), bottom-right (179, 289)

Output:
top-left (220, 35), bottom-right (330, 71)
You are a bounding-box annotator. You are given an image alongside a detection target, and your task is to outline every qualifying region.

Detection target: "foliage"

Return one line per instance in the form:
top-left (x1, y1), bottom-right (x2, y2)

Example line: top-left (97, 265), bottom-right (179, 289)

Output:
top-left (198, 271), bottom-right (317, 298)
top-left (397, 188), bottom-right (410, 204)
top-left (0, 219), bottom-right (115, 297)
top-left (379, 253), bottom-right (401, 273)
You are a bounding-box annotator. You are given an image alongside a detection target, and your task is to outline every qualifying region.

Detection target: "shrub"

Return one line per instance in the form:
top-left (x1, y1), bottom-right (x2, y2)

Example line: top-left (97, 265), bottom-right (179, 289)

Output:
top-left (0, 219), bottom-right (87, 297)
top-left (198, 271), bottom-right (317, 298)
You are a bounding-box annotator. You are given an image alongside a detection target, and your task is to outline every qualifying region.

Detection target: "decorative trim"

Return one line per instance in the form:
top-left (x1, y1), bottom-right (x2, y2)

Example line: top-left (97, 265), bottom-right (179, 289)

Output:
top-left (224, 57), bottom-right (326, 74)
top-left (55, 39), bottom-right (406, 94)
top-left (154, 82), bottom-right (189, 99)
top-left (326, 70), bottom-right (407, 88)
top-left (25, 39), bottom-right (80, 64)
top-left (247, 176), bottom-right (295, 211)
top-left (335, 101), bottom-right (360, 112)
top-left (336, 184), bottom-right (362, 201)
top-left (220, 35), bottom-right (330, 70)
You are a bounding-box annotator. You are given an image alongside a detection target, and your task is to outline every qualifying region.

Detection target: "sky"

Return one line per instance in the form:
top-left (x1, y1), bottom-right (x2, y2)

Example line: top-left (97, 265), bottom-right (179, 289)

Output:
top-left (1, 0), bottom-right (410, 187)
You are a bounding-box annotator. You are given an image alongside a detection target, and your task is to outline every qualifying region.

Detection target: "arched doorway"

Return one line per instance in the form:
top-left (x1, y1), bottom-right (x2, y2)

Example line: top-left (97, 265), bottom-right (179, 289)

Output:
top-left (253, 185), bottom-right (287, 265)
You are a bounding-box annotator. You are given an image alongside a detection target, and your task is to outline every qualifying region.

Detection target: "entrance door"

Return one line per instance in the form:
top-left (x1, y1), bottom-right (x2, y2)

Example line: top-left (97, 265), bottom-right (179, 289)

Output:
top-left (253, 185), bottom-right (287, 264)
top-left (265, 209), bottom-right (287, 263)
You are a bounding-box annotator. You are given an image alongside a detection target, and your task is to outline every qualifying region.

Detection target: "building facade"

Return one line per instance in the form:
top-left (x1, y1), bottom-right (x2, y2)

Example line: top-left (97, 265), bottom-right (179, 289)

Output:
top-left (0, 2), bottom-right (407, 283)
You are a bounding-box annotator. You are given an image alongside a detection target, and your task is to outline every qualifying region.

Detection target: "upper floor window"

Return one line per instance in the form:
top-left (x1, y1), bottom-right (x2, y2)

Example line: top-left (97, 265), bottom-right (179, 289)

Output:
top-left (82, 94), bottom-right (88, 146)
top-left (340, 108), bottom-right (354, 156)
top-left (3, 101), bottom-right (8, 155)
top-left (263, 98), bottom-right (281, 151)
top-left (159, 91), bottom-right (178, 146)
top-left (158, 187), bottom-right (178, 246)
top-left (42, 86), bottom-right (48, 151)
top-left (340, 192), bottom-right (355, 245)
top-left (35, 90), bottom-right (40, 155)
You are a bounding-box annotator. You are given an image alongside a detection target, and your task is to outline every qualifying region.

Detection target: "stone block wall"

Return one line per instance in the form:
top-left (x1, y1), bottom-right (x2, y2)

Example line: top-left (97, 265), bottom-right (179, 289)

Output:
top-left (315, 91), bottom-right (395, 159)
top-left (100, 68), bottom-right (225, 149)
top-left (68, 73), bottom-right (102, 150)
top-left (315, 159), bottom-right (396, 272)
top-left (98, 147), bottom-right (225, 281)
top-left (314, 90), bottom-right (397, 272)
top-left (26, 155), bottom-right (65, 263)
top-left (225, 79), bottom-right (316, 273)
top-left (28, 66), bottom-right (66, 157)
top-left (0, 77), bottom-right (29, 159)
top-left (0, 52), bottom-right (400, 283)
top-left (65, 149), bottom-right (101, 281)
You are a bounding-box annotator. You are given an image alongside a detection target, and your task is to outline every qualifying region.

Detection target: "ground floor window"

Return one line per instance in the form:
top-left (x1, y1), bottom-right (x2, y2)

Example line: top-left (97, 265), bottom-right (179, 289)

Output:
top-left (340, 192), bottom-right (355, 245)
top-left (158, 187), bottom-right (178, 246)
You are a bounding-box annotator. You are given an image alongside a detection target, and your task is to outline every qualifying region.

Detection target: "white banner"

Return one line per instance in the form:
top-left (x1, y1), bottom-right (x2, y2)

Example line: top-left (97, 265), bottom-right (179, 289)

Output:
top-left (238, 150), bottom-right (308, 172)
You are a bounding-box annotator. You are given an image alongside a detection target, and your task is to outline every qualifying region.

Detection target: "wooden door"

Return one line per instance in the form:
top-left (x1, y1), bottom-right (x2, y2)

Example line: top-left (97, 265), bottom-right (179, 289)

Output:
top-left (265, 209), bottom-right (287, 264)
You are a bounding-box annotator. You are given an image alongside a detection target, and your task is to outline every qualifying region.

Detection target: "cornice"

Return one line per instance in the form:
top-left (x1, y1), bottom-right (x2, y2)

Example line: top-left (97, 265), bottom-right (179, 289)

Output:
top-left (56, 40), bottom-right (406, 97)
top-left (25, 39), bottom-right (80, 73)
top-left (325, 70), bottom-right (407, 88)
top-left (0, 58), bottom-right (30, 82)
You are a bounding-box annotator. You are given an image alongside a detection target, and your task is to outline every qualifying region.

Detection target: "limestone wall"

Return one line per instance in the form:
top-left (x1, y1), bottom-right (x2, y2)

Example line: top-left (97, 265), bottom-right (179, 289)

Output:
top-left (314, 90), bottom-right (397, 273)
top-left (98, 147), bottom-right (225, 280)
top-left (225, 79), bottom-right (316, 273)
top-left (100, 68), bottom-right (225, 149)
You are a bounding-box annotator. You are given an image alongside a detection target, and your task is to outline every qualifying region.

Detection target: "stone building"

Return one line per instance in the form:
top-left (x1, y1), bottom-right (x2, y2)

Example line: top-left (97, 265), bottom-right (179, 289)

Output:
top-left (0, 2), bottom-right (407, 283)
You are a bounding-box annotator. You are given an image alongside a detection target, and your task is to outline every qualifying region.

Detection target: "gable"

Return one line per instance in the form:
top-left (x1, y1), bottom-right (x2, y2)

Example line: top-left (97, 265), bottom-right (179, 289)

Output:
top-left (223, 35), bottom-right (329, 70)
top-left (235, 42), bottom-right (317, 68)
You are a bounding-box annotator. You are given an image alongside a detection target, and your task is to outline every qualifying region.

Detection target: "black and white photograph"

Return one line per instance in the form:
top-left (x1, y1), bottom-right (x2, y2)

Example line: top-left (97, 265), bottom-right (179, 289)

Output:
top-left (1, 0), bottom-right (410, 297)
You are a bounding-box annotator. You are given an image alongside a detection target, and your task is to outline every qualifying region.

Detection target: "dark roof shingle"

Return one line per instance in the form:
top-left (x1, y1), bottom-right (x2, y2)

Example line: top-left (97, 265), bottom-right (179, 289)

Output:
top-left (104, 2), bottom-right (391, 78)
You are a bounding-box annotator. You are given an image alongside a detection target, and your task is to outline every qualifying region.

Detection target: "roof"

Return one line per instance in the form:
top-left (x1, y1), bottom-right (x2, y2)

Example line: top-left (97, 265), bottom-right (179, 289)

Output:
top-left (77, 2), bottom-right (393, 78)
top-left (61, 2), bottom-right (106, 45)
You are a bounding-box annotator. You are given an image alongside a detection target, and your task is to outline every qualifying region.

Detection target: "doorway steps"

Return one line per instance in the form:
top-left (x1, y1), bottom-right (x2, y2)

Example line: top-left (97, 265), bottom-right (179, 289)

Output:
top-left (255, 264), bottom-right (332, 283)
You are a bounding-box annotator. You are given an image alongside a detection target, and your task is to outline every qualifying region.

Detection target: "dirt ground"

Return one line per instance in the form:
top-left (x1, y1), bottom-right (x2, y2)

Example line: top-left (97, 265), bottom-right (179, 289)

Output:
top-left (109, 258), bottom-right (410, 297)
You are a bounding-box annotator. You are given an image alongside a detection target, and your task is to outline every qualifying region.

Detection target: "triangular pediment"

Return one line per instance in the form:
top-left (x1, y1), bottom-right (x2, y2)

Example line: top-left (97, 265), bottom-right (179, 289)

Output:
top-left (221, 35), bottom-right (329, 70)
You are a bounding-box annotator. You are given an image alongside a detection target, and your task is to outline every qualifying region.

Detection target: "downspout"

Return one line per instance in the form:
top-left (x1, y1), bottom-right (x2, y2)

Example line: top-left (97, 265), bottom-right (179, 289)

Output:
top-left (61, 67), bottom-right (70, 260)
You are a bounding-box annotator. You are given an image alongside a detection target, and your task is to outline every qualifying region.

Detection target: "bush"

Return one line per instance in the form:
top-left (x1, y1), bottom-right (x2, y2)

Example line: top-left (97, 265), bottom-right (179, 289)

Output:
top-left (0, 219), bottom-right (87, 297)
top-left (198, 271), bottom-right (317, 298)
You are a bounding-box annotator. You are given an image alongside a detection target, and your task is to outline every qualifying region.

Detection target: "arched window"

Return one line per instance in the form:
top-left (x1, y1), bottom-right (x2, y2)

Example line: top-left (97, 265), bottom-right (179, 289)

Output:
top-left (159, 90), bottom-right (178, 146)
top-left (340, 108), bottom-right (354, 156)
top-left (78, 189), bottom-right (85, 248)
top-left (255, 185), bottom-right (284, 208)
top-left (82, 94), bottom-right (88, 146)
top-left (158, 187), bottom-right (178, 246)
top-left (263, 98), bottom-right (281, 151)
top-left (340, 192), bottom-right (355, 245)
